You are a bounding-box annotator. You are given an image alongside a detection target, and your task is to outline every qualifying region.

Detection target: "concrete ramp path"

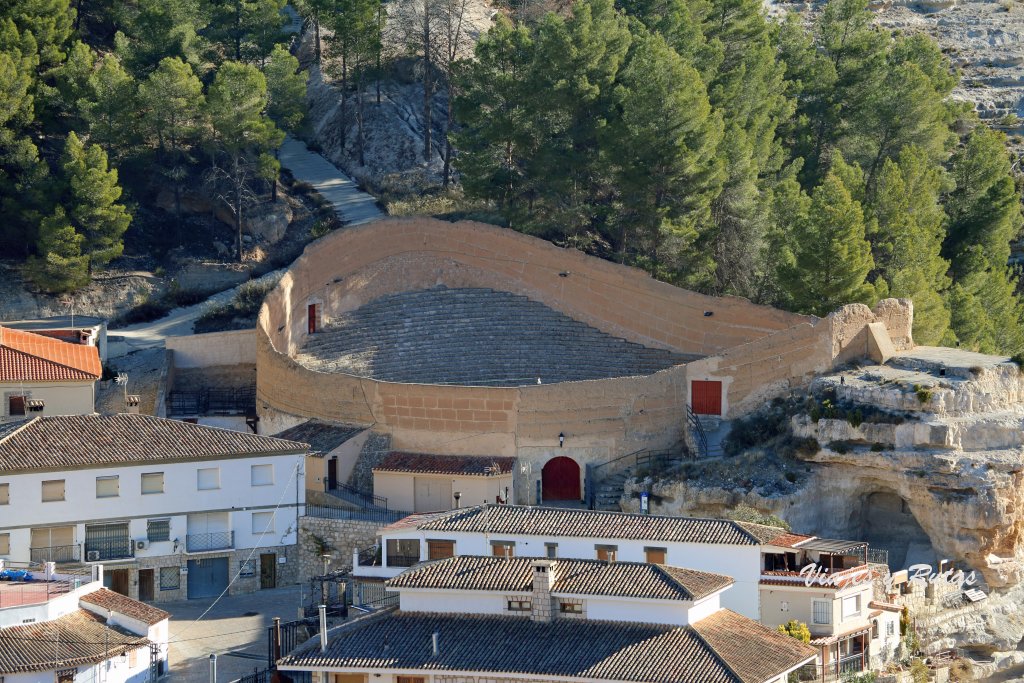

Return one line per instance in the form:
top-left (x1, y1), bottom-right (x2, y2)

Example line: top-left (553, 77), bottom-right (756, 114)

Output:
top-left (278, 135), bottom-right (384, 226)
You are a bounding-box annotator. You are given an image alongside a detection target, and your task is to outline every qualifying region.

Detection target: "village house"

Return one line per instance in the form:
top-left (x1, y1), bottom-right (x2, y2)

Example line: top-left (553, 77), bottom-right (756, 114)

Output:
top-left (348, 503), bottom-right (903, 678)
top-left (2, 315), bottom-right (108, 362)
top-left (278, 554), bottom-right (818, 683)
top-left (0, 562), bottom-right (169, 682)
top-left (372, 453), bottom-right (516, 512)
top-left (0, 326), bottom-right (102, 421)
top-left (0, 413), bottom-right (309, 602)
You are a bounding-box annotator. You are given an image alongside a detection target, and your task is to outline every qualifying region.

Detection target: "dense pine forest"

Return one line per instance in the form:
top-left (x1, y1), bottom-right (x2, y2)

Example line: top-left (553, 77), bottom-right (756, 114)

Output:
top-left (2, 0), bottom-right (1023, 355)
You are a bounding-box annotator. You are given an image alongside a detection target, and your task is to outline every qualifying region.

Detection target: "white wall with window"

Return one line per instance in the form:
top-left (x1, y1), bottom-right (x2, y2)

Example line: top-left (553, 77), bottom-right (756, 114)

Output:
top-left (0, 454), bottom-right (304, 565)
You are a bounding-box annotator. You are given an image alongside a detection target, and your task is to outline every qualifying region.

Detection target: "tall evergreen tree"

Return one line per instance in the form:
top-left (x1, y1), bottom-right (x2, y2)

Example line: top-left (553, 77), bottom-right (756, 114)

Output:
top-left (29, 207), bottom-right (89, 293)
top-left (779, 171), bottom-right (875, 315)
top-left (264, 44), bottom-right (307, 132)
top-left (603, 27), bottom-right (723, 283)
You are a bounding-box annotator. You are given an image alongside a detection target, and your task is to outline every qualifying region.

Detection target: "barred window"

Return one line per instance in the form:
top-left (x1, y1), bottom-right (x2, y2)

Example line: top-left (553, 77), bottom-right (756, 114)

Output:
top-left (160, 566), bottom-right (180, 590)
top-left (147, 519), bottom-right (171, 542)
top-left (813, 600), bottom-right (831, 625)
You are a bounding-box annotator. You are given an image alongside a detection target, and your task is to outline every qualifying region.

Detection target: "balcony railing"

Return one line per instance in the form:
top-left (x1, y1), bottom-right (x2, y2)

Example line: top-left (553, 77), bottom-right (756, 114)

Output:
top-left (84, 538), bottom-right (134, 561)
top-left (386, 554), bottom-right (420, 568)
top-left (186, 531), bottom-right (234, 553)
top-left (357, 545), bottom-right (382, 567)
top-left (30, 544), bottom-right (81, 564)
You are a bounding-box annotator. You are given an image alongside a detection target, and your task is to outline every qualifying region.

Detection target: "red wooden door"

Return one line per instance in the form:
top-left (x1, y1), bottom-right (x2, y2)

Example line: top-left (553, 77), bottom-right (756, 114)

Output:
top-left (308, 304), bottom-right (317, 334)
top-left (542, 456), bottom-right (581, 501)
top-left (691, 380), bottom-right (722, 415)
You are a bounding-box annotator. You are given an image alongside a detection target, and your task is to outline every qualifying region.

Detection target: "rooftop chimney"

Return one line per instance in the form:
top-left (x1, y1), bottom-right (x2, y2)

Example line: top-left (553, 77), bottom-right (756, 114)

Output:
top-left (530, 560), bottom-right (556, 623)
top-left (126, 395), bottom-right (140, 414)
top-left (319, 604), bottom-right (327, 653)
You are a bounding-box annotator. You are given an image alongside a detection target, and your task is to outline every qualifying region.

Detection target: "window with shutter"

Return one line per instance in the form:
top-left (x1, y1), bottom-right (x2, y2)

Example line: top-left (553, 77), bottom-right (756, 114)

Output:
top-left (0, 483), bottom-right (8, 505)
top-left (251, 464), bottom-right (274, 486)
top-left (596, 545), bottom-right (618, 562)
top-left (252, 511), bottom-right (274, 534)
top-left (427, 540), bottom-right (454, 560)
top-left (8, 395), bottom-right (25, 416)
top-left (141, 472), bottom-right (164, 495)
top-left (42, 480), bottom-right (65, 502)
top-left (197, 467), bottom-right (220, 490)
top-left (96, 476), bottom-right (119, 498)
top-left (644, 547), bottom-right (667, 564)
top-left (490, 541), bottom-right (515, 558)
top-left (0, 533), bottom-right (9, 555)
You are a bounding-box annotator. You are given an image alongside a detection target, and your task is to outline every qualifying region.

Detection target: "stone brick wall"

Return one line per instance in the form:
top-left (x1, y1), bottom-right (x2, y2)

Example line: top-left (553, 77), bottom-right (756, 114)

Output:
top-left (350, 432), bottom-right (391, 492)
top-left (167, 329), bottom-right (256, 368)
top-left (298, 516), bottom-right (382, 580)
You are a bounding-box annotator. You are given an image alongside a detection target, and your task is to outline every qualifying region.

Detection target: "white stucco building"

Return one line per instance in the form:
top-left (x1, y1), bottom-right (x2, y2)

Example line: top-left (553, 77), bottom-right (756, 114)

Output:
top-left (0, 414), bottom-right (309, 602)
top-left (0, 563), bottom-right (169, 682)
top-left (0, 326), bottom-right (101, 421)
top-left (279, 554), bottom-right (818, 683)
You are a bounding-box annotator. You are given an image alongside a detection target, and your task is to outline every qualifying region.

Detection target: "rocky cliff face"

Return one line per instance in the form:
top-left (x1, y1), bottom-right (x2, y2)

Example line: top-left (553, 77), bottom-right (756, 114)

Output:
top-left (624, 348), bottom-right (1024, 674)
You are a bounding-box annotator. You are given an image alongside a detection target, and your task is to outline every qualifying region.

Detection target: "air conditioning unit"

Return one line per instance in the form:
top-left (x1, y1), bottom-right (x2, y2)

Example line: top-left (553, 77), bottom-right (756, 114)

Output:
top-left (86, 550), bottom-right (100, 562)
top-left (135, 539), bottom-right (148, 551)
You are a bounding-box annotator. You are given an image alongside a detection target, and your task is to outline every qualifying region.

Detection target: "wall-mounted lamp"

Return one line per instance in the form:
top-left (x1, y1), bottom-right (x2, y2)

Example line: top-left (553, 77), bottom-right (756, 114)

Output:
top-left (703, 311), bottom-right (714, 317)
top-left (453, 491), bottom-right (462, 509)
top-left (558, 432), bottom-right (565, 447)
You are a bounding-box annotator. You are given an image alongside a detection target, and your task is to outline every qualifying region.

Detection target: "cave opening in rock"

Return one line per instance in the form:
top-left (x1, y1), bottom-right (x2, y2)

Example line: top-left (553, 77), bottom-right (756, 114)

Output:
top-left (856, 490), bottom-right (937, 570)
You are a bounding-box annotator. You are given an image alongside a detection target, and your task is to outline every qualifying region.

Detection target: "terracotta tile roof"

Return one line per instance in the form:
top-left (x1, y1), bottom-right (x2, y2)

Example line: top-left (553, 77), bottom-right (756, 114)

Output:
top-left (386, 556), bottom-right (733, 601)
top-left (380, 510), bottom-right (455, 533)
top-left (415, 505), bottom-right (790, 546)
top-left (691, 609), bottom-right (818, 683)
top-left (273, 420), bottom-right (365, 454)
top-left (279, 609), bottom-right (816, 683)
top-left (0, 609), bottom-right (149, 674)
top-left (375, 453), bottom-right (516, 476)
top-left (0, 414), bottom-right (308, 472)
top-left (0, 326), bottom-right (101, 382)
top-left (80, 588), bottom-right (170, 625)
top-left (764, 533), bottom-right (814, 549)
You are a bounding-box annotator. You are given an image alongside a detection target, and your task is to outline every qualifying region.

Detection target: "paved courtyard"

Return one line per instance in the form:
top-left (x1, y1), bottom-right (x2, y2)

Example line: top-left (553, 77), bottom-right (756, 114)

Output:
top-left (164, 585), bottom-right (303, 682)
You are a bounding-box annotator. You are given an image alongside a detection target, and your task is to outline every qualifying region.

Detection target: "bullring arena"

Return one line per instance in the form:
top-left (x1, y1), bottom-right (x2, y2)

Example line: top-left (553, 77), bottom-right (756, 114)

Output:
top-left (256, 217), bottom-right (914, 504)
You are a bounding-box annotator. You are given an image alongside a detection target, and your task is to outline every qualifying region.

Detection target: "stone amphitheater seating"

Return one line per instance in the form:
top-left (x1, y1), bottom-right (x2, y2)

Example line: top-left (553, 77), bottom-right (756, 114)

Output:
top-left (293, 288), bottom-right (694, 386)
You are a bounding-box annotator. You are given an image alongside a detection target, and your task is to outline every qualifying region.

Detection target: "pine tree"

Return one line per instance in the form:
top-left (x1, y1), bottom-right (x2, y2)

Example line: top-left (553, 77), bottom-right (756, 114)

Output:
top-left (28, 207), bottom-right (89, 293)
top-left (603, 27), bottom-right (723, 284)
top-left (85, 54), bottom-right (136, 156)
top-left (139, 56), bottom-right (205, 226)
top-left (204, 61), bottom-right (283, 259)
top-left (944, 125), bottom-right (1023, 277)
top-left (115, 0), bottom-right (205, 77)
top-left (264, 44), bottom-right (307, 132)
top-left (451, 16), bottom-right (538, 227)
top-left (3, 0), bottom-right (75, 70)
top-left (870, 147), bottom-right (951, 345)
top-left (59, 131), bottom-right (132, 270)
top-left (780, 171), bottom-right (875, 315)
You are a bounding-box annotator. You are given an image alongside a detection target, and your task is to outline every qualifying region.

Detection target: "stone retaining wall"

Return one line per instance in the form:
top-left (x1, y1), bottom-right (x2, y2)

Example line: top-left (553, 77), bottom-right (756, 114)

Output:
top-left (298, 516), bottom-right (381, 580)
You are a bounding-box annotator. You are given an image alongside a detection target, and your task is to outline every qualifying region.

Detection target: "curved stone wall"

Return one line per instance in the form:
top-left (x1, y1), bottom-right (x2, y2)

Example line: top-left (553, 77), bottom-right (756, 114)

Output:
top-left (257, 218), bottom-right (861, 465)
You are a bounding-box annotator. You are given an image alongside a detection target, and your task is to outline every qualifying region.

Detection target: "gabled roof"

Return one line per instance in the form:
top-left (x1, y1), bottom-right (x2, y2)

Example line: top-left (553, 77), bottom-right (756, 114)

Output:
top-left (0, 414), bottom-right (309, 472)
top-left (273, 420), bottom-right (365, 454)
top-left (411, 505), bottom-right (790, 546)
top-left (80, 588), bottom-right (170, 625)
top-left (386, 556), bottom-right (733, 601)
top-left (0, 326), bottom-right (101, 382)
top-left (0, 609), bottom-right (149, 674)
top-left (375, 453), bottom-right (516, 476)
top-left (279, 609), bottom-right (817, 683)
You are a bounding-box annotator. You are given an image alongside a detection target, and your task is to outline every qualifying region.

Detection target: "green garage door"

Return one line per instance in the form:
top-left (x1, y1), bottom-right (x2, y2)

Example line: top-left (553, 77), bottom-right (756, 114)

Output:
top-left (187, 557), bottom-right (229, 599)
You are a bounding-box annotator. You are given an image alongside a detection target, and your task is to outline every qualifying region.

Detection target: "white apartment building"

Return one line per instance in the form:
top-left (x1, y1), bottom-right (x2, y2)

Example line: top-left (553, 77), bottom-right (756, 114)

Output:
top-left (0, 563), bottom-right (169, 682)
top-left (279, 555), bottom-right (818, 683)
top-left (351, 505), bottom-right (903, 678)
top-left (0, 414), bottom-right (309, 602)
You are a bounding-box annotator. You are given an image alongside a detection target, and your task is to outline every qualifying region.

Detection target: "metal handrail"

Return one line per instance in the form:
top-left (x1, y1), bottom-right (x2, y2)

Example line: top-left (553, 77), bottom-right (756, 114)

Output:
top-left (327, 481), bottom-right (389, 510)
top-left (30, 544), bottom-right (81, 564)
top-left (686, 404), bottom-right (708, 459)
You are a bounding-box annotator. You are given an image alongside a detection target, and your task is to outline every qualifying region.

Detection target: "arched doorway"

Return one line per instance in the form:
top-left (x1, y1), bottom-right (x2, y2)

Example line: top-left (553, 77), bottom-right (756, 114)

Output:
top-left (542, 456), bottom-right (581, 501)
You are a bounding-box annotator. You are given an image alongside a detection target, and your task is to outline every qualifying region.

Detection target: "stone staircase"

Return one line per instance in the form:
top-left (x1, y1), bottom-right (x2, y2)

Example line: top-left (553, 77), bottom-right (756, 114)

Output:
top-left (592, 468), bottom-right (634, 511)
top-left (295, 288), bottom-right (693, 386)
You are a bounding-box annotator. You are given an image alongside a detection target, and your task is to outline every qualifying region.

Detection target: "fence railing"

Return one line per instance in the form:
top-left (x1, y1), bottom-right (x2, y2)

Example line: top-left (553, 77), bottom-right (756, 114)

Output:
top-left (305, 504), bottom-right (408, 525)
top-left (867, 548), bottom-right (889, 565)
top-left (357, 545), bottom-right (381, 567)
top-left (327, 481), bottom-right (388, 510)
top-left (84, 537), bottom-right (134, 561)
top-left (686, 404), bottom-right (709, 459)
top-left (186, 531), bottom-right (234, 553)
top-left (269, 616), bottom-right (321, 666)
top-left (30, 544), bottom-right (81, 564)
top-left (168, 385), bottom-right (256, 417)
top-left (386, 553), bottom-right (419, 568)
top-left (585, 447), bottom-right (680, 509)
